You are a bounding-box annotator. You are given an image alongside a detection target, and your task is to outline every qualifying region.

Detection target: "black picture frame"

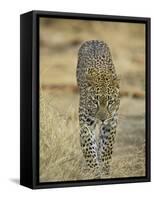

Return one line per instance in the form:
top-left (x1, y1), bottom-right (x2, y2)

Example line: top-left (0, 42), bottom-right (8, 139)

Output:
top-left (20, 10), bottom-right (151, 189)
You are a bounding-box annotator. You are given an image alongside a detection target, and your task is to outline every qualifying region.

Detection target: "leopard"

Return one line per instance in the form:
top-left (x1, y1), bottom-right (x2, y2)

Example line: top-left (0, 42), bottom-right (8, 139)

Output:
top-left (76, 40), bottom-right (120, 177)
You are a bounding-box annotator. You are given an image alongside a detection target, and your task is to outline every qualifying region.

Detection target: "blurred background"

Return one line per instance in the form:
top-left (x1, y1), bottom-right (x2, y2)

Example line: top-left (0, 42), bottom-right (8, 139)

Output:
top-left (39, 18), bottom-right (146, 182)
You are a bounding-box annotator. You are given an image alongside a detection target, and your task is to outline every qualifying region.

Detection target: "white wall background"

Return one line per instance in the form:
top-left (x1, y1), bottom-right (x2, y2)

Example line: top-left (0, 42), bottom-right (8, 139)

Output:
top-left (0, 0), bottom-right (153, 199)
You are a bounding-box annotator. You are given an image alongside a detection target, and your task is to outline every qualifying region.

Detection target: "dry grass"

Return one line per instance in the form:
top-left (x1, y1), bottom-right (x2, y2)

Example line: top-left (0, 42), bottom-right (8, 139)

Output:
top-left (40, 92), bottom-right (145, 182)
top-left (39, 19), bottom-right (146, 182)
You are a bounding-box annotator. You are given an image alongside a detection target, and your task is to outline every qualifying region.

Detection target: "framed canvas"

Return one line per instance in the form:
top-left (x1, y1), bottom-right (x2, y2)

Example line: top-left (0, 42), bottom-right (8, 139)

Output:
top-left (20, 10), bottom-right (151, 189)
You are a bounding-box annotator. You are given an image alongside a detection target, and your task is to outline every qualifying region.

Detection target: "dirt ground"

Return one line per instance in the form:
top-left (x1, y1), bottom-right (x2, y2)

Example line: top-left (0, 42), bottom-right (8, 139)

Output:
top-left (39, 18), bottom-right (146, 182)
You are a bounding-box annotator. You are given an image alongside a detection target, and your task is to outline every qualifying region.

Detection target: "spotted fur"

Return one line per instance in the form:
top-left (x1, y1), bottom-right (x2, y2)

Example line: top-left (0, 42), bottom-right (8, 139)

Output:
top-left (76, 40), bottom-right (120, 176)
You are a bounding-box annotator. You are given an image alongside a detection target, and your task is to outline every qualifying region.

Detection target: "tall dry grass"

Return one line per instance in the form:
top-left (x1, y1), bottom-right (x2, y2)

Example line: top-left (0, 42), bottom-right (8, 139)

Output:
top-left (40, 92), bottom-right (145, 182)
